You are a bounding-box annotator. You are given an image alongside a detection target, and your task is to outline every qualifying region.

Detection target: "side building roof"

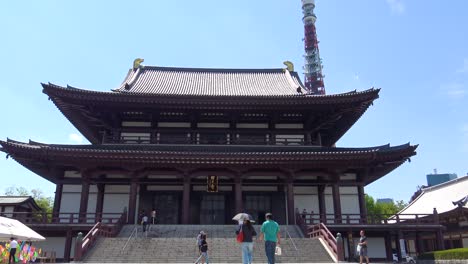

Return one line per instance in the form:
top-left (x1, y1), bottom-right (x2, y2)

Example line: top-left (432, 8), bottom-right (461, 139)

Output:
top-left (0, 196), bottom-right (42, 211)
top-left (398, 176), bottom-right (468, 218)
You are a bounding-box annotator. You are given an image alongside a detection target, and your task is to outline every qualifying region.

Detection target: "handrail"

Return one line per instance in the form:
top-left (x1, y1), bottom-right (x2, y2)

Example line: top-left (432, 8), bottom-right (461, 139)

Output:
top-left (309, 223), bottom-right (337, 256)
top-left (284, 227), bottom-right (298, 251)
top-left (75, 222), bottom-right (102, 261)
top-left (122, 225), bottom-right (138, 252)
top-left (297, 212), bottom-right (437, 225)
top-left (0, 211), bottom-right (124, 225)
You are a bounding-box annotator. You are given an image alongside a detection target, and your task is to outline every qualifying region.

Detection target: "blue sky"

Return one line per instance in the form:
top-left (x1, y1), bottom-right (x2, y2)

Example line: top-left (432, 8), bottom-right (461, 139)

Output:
top-left (0, 0), bottom-right (466, 203)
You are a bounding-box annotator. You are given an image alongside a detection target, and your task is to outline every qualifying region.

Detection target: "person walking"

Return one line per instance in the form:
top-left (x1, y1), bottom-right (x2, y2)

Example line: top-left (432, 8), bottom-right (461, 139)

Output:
top-left (195, 233), bottom-right (209, 264)
top-left (236, 217), bottom-right (257, 264)
top-left (358, 230), bottom-right (370, 264)
top-left (151, 208), bottom-right (157, 225)
top-left (259, 213), bottom-right (280, 264)
top-left (9, 237), bottom-right (18, 264)
top-left (141, 213), bottom-right (149, 232)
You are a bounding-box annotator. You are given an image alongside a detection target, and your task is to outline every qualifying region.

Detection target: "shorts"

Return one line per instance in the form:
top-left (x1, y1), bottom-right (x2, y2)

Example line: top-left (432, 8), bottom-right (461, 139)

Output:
top-left (359, 247), bottom-right (368, 257)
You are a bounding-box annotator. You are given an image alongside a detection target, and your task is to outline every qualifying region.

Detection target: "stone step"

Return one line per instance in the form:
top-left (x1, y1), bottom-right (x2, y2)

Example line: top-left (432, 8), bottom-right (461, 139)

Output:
top-left (84, 237), bottom-right (333, 263)
top-left (117, 224), bottom-right (304, 238)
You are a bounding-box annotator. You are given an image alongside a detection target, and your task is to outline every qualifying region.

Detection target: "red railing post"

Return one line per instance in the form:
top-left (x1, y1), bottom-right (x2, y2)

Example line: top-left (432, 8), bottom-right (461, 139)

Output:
top-left (74, 232), bottom-right (83, 261)
top-left (336, 233), bottom-right (345, 262)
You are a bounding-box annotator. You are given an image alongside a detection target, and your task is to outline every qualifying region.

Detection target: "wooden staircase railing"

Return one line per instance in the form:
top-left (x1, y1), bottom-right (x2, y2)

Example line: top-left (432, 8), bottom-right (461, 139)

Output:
top-left (74, 210), bottom-right (127, 261)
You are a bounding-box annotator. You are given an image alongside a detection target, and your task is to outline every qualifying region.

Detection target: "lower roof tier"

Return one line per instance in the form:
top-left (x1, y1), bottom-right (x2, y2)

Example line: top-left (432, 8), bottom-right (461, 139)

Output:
top-left (0, 139), bottom-right (417, 186)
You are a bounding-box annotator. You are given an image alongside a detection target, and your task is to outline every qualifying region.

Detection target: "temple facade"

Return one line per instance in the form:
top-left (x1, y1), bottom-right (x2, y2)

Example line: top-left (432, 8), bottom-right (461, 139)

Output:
top-left (0, 62), bottom-right (443, 261)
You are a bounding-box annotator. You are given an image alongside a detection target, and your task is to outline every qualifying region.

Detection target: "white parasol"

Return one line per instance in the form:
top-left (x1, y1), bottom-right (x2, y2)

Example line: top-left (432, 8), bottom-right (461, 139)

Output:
top-left (0, 216), bottom-right (46, 241)
top-left (232, 213), bottom-right (255, 223)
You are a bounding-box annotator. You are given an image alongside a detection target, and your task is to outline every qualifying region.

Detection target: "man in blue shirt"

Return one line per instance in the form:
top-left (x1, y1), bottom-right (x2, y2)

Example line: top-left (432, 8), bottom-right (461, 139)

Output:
top-left (259, 213), bottom-right (280, 264)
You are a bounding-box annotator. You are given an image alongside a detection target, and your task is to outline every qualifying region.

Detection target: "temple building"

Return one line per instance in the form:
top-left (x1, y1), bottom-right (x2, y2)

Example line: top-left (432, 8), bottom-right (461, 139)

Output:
top-left (1, 61), bottom-right (446, 261)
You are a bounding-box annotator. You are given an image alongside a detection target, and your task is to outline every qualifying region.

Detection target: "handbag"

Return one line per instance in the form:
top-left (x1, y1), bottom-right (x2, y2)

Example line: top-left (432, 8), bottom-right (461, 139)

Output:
top-left (356, 244), bottom-right (362, 254)
top-left (236, 230), bottom-right (244, 243)
top-left (275, 246), bottom-right (282, 256)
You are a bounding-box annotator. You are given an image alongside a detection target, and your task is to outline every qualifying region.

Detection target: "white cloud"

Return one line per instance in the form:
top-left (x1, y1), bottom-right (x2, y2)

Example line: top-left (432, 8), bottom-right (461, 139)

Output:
top-left (456, 58), bottom-right (468, 74)
top-left (354, 74), bottom-right (360, 80)
top-left (68, 133), bottom-right (84, 144)
top-left (442, 83), bottom-right (466, 99)
top-left (386, 0), bottom-right (406, 15)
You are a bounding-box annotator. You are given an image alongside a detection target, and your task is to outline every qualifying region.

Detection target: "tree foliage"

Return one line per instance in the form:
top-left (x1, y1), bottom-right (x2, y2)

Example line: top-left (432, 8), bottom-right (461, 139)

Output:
top-left (365, 194), bottom-right (407, 222)
top-left (4, 186), bottom-right (53, 214)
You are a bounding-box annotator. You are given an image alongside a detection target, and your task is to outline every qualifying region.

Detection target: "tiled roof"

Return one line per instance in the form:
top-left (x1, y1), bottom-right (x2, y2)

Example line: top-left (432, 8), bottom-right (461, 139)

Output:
top-left (397, 176), bottom-right (468, 217)
top-left (0, 196), bottom-right (30, 205)
top-left (114, 66), bottom-right (308, 96)
top-left (1, 139), bottom-right (415, 157)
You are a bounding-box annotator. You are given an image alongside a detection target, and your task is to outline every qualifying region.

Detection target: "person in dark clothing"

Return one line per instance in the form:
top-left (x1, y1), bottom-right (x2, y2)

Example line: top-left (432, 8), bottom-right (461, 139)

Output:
top-left (195, 234), bottom-right (209, 264)
top-left (236, 218), bottom-right (257, 264)
top-left (9, 237), bottom-right (18, 264)
top-left (358, 230), bottom-right (369, 264)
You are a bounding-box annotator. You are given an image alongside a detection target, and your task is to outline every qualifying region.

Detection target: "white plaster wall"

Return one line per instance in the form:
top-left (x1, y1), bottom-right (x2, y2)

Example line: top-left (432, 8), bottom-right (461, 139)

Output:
top-left (2, 206), bottom-right (14, 217)
top-left (324, 187), bottom-right (335, 223)
top-left (294, 195), bottom-right (319, 217)
top-left (340, 187), bottom-right (360, 223)
top-left (60, 185), bottom-right (98, 223)
top-left (102, 185), bottom-right (130, 216)
top-left (352, 237), bottom-right (387, 258)
top-left (294, 186), bottom-right (318, 194)
top-left (60, 193), bottom-right (80, 213)
top-left (105, 185), bottom-right (130, 193)
top-left (236, 123), bottom-right (268, 129)
top-left (464, 238), bottom-right (468, 248)
top-left (33, 237), bottom-right (75, 259)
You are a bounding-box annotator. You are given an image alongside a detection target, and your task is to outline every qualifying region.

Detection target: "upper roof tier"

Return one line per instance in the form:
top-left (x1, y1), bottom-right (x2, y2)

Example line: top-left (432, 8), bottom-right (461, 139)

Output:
top-left (41, 64), bottom-right (380, 145)
top-left (114, 66), bottom-right (308, 96)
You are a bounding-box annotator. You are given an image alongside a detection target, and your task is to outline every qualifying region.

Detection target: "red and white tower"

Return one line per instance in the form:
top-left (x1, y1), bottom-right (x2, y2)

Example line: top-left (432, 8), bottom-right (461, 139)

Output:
top-left (302, 0), bottom-right (325, 94)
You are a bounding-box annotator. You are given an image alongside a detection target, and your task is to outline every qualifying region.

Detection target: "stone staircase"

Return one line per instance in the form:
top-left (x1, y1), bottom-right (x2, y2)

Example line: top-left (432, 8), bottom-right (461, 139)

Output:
top-left (84, 225), bottom-right (334, 263)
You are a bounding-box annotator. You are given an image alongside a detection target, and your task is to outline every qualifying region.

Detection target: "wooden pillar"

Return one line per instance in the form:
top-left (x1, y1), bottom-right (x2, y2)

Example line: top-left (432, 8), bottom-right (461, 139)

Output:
top-left (396, 231), bottom-right (403, 261)
top-left (234, 176), bottom-right (243, 213)
top-left (64, 228), bottom-right (73, 262)
top-left (182, 175), bottom-right (191, 224)
top-left (384, 232), bottom-right (393, 261)
top-left (286, 178), bottom-right (295, 225)
top-left (305, 133), bottom-right (312, 145)
top-left (52, 183), bottom-right (63, 222)
top-left (95, 184), bottom-right (105, 222)
top-left (433, 208), bottom-right (445, 250)
top-left (127, 179), bottom-right (138, 224)
top-left (79, 177), bottom-right (90, 223)
top-left (318, 185), bottom-right (326, 223)
top-left (357, 185), bottom-right (367, 224)
top-left (415, 232), bottom-right (422, 256)
top-left (316, 132), bottom-right (322, 146)
top-left (332, 184), bottom-right (342, 224)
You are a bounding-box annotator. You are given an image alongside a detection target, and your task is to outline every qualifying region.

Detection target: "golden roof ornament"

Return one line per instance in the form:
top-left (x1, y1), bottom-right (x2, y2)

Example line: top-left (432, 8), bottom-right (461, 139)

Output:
top-left (283, 61), bottom-right (294, 72)
top-left (133, 58), bottom-right (144, 71)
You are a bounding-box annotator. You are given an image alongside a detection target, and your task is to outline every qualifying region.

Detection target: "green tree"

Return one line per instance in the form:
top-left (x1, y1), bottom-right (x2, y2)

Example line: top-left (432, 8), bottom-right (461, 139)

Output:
top-left (365, 194), bottom-right (407, 223)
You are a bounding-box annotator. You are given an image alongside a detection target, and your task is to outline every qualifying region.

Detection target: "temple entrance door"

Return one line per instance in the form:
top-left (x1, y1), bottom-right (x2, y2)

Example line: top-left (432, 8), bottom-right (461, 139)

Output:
top-left (200, 194), bottom-right (225, 225)
top-left (153, 193), bottom-right (180, 224)
top-left (244, 194), bottom-right (272, 225)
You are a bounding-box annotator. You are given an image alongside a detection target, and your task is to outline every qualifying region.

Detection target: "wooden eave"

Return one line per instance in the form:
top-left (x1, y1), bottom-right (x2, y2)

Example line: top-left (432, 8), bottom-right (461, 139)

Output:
top-left (1, 139), bottom-right (416, 185)
top-left (42, 83), bottom-right (380, 145)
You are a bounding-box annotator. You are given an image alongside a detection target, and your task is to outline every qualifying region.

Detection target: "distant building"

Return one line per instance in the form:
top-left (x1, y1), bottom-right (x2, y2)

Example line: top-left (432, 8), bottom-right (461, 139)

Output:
top-left (427, 173), bottom-right (457, 186)
top-left (377, 198), bottom-right (394, 204)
